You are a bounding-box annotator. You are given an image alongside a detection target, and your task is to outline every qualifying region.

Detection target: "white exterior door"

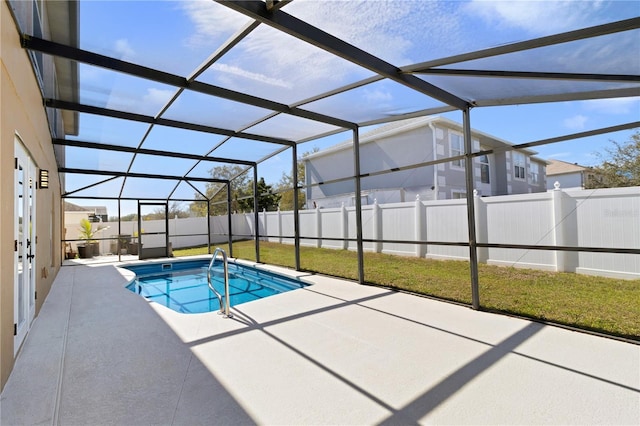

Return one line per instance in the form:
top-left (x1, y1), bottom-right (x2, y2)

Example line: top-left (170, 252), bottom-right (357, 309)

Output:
top-left (14, 138), bottom-right (36, 353)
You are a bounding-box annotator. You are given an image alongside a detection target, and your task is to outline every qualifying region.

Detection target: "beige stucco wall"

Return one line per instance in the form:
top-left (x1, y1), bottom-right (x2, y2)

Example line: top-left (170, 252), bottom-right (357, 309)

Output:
top-left (1, 1), bottom-right (63, 391)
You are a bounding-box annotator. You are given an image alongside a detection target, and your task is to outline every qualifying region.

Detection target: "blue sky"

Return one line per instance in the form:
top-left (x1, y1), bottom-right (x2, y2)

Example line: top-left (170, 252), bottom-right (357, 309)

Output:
top-left (67, 0), bottom-right (639, 215)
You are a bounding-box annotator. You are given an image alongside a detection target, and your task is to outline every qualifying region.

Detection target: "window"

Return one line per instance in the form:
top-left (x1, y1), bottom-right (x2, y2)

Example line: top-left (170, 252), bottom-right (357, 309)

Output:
top-left (513, 152), bottom-right (526, 180)
top-left (452, 191), bottom-right (466, 199)
top-left (479, 154), bottom-right (490, 184)
top-left (450, 133), bottom-right (464, 168)
top-left (530, 162), bottom-right (540, 184)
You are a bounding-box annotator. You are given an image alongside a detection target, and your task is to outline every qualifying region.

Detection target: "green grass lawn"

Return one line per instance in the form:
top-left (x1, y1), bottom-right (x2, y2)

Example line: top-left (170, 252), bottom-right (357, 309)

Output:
top-left (174, 241), bottom-right (640, 340)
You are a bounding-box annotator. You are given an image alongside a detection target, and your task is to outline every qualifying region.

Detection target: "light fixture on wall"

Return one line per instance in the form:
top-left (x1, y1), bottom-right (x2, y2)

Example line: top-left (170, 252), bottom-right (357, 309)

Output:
top-left (39, 169), bottom-right (49, 189)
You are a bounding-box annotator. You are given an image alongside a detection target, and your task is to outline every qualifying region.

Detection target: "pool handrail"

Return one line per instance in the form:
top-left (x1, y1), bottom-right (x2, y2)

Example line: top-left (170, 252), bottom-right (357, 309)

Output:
top-left (207, 248), bottom-right (233, 318)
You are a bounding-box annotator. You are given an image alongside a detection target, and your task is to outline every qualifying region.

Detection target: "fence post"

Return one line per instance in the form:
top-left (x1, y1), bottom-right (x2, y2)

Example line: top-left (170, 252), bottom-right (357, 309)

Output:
top-left (415, 195), bottom-right (425, 257)
top-left (341, 202), bottom-right (348, 250)
top-left (316, 204), bottom-right (322, 248)
top-left (552, 182), bottom-right (567, 272)
top-left (373, 199), bottom-right (382, 253)
top-left (277, 207), bottom-right (282, 244)
top-left (474, 190), bottom-right (489, 263)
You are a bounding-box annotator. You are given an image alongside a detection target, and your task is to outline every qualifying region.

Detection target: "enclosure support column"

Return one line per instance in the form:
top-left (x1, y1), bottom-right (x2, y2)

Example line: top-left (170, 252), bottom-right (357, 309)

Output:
top-left (353, 127), bottom-right (365, 284)
top-left (253, 165), bottom-right (260, 263)
top-left (207, 198), bottom-right (211, 254)
top-left (137, 203), bottom-right (142, 259)
top-left (292, 143), bottom-right (301, 270)
top-left (463, 108), bottom-right (480, 310)
top-left (164, 204), bottom-right (170, 258)
top-left (227, 182), bottom-right (233, 258)
top-left (118, 200), bottom-right (122, 262)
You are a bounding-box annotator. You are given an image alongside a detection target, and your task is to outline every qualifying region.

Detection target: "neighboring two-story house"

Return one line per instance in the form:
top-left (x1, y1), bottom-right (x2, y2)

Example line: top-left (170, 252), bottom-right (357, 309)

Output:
top-left (304, 116), bottom-right (547, 208)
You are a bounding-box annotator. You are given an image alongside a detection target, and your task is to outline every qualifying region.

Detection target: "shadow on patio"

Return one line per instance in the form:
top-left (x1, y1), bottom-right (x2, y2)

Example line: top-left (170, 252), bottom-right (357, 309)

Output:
top-left (2, 261), bottom-right (639, 425)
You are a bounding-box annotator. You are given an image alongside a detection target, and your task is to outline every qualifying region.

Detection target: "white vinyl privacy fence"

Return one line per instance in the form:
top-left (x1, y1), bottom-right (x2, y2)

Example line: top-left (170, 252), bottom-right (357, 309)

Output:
top-left (215, 186), bottom-right (639, 280)
top-left (92, 187), bottom-right (638, 279)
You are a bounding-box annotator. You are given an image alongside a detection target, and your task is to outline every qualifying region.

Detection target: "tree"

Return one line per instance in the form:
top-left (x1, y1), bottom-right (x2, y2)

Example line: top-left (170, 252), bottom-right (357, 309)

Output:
top-left (145, 202), bottom-right (190, 220)
top-left (252, 177), bottom-right (281, 212)
top-left (110, 213), bottom-right (137, 222)
top-left (189, 166), bottom-right (281, 215)
top-left (189, 165), bottom-right (252, 216)
top-left (588, 130), bottom-right (640, 188)
top-left (275, 148), bottom-right (318, 210)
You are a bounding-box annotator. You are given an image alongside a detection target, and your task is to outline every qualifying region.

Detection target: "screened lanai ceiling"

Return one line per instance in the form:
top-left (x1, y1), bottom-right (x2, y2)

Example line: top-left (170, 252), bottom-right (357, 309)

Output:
top-left (14, 0), bottom-right (640, 202)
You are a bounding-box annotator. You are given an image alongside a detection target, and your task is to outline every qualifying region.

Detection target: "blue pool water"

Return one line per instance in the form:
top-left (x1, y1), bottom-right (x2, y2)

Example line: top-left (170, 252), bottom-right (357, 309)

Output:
top-left (124, 259), bottom-right (309, 314)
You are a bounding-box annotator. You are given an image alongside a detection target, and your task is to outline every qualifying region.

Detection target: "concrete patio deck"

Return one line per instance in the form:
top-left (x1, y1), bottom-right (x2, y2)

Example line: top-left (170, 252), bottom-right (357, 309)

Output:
top-left (2, 257), bottom-right (639, 425)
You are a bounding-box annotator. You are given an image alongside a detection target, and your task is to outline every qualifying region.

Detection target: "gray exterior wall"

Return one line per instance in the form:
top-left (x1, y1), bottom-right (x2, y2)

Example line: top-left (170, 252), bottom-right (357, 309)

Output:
top-left (305, 118), bottom-right (547, 207)
top-left (547, 172), bottom-right (583, 189)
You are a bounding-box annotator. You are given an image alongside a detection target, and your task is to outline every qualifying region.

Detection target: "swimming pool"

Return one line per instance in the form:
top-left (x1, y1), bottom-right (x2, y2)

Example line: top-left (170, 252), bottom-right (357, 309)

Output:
top-left (123, 259), bottom-right (309, 314)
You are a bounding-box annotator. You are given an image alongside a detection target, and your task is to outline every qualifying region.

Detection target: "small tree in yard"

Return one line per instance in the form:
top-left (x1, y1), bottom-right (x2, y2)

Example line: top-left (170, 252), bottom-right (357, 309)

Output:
top-left (240, 177), bottom-right (281, 212)
top-left (275, 148), bottom-right (318, 210)
top-left (588, 130), bottom-right (640, 188)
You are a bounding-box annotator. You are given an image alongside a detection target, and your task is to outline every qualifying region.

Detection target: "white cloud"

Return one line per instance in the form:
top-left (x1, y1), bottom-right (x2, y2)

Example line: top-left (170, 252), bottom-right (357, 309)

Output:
top-left (79, 63), bottom-right (108, 83)
top-left (114, 39), bottom-right (135, 61)
top-left (143, 88), bottom-right (175, 109)
top-left (180, 1), bottom-right (250, 47)
top-left (179, 0), bottom-right (459, 100)
top-left (582, 97), bottom-right (640, 114)
top-left (563, 114), bottom-right (588, 130)
top-left (211, 64), bottom-right (291, 89)
top-left (547, 152), bottom-right (573, 160)
top-left (363, 88), bottom-right (393, 103)
top-left (465, 0), bottom-right (604, 35)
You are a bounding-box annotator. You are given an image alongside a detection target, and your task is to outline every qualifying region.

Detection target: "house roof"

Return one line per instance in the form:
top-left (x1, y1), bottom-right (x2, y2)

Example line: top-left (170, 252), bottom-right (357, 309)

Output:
top-left (304, 115), bottom-right (540, 160)
top-left (546, 159), bottom-right (593, 176)
top-left (63, 202), bottom-right (107, 216)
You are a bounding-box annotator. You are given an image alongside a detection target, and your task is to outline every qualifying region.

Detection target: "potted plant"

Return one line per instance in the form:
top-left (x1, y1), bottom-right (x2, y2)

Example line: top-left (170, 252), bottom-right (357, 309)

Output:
top-left (77, 218), bottom-right (107, 258)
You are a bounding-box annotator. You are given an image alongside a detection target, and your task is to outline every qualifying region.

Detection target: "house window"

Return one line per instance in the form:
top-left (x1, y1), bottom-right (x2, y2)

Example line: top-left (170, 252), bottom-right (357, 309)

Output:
top-left (452, 191), bottom-right (466, 199)
top-left (513, 151), bottom-right (526, 180)
top-left (450, 133), bottom-right (464, 168)
top-left (530, 162), bottom-right (540, 184)
top-left (479, 154), bottom-right (490, 184)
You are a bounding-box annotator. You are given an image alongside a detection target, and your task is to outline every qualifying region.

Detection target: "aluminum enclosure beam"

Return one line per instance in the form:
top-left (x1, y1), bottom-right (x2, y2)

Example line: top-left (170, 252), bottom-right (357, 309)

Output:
top-left (216, 1), bottom-right (469, 110)
top-left (471, 87), bottom-right (640, 107)
top-left (59, 168), bottom-right (229, 184)
top-left (404, 17), bottom-right (640, 73)
top-left (352, 127), bottom-right (365, 284)
top-left (413, 69), bottom-right (640, 83)
top-left (253, 165), bottom-right (260, 263)
top-left (292, 143), bottom-right (301, 271)
top-left (462, 109), bottom-right (480, 310)
top-left (23, 35), bottom-right (356, 130)
top-left (45, 99), bottom-right (295, 147)
top-left (53, 139), bottom-right (256, 166)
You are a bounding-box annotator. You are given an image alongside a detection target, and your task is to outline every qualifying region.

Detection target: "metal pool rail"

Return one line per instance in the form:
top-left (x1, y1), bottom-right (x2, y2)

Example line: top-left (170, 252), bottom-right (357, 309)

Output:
top-left (207, 248), bottom-right (233, 318)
